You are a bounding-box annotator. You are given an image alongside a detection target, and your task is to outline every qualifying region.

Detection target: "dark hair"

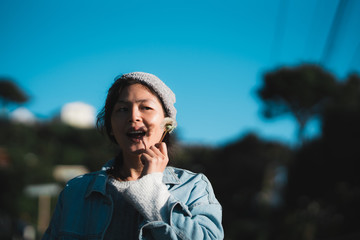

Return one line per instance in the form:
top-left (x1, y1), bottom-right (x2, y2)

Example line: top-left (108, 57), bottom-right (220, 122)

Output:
top-left (96, 76), bottom-right (172, 146)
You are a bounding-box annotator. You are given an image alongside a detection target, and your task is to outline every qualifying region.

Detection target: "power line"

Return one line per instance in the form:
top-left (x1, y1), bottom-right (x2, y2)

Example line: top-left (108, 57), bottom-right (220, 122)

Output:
top-left (321, 0), bottom-right (349, 64)
top-left (269, 0), bottom-right (289, 63)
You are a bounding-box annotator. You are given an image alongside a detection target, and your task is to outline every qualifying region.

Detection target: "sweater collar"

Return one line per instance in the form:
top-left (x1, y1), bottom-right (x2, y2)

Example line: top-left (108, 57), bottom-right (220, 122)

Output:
top-left (86, 160), bottom-right (180, 197)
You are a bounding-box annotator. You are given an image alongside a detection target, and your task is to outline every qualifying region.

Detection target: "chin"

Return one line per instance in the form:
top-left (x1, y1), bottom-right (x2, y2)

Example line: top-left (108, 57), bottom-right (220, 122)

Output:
top-left (128, 145), bottom-right (146, 155)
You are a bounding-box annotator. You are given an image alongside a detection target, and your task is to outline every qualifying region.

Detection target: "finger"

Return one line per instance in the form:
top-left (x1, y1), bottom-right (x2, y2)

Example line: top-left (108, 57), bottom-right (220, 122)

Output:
top-left (141, 139), bottom-right (147, 149)
top-left (149, 145), bottom-right (163, 158)
top-left (141, 150), bottom-right (162, 165)
top-left (143, 148), bottom-right (157, 158)
top-left (155, 142), bottom-right (168, 157)
top-left (140, 152), bottom-right (152, 165)
top-left (152, 143), bottom-right (169, 167)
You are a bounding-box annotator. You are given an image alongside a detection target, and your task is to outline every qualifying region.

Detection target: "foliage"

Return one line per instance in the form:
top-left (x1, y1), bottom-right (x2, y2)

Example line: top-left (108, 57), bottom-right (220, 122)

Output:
top-left (0, 119), bottom-right (117, 235)
top-left (258, 64), bottom-right (337, 142)
top-left (280, 73), bottom-right (360, 240)
top-left (0, 79), bottom-right (29, 116)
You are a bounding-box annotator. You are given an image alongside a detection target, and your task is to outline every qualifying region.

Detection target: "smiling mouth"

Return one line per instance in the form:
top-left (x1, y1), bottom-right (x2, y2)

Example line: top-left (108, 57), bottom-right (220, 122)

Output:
top-left (126, 130), bottom-right (146, 141)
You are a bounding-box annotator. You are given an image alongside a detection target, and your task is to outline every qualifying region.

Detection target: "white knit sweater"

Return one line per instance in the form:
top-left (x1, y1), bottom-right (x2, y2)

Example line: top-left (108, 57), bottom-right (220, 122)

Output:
top-left (108, 172), bottom-right (171, 222)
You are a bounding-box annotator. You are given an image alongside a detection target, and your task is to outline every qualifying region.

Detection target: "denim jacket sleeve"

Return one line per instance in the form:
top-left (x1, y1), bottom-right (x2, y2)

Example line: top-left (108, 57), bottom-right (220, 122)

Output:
top-left (42, 191), bottom-right (63, 239)
top-left (42, 172), bottom-right (113, 240)
top-left (138, 170), bottom-right (224, 240)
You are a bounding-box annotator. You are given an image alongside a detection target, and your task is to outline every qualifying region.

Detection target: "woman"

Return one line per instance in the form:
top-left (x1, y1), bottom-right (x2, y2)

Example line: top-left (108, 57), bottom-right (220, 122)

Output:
top-left (43, 72), bottom-right (224, 239)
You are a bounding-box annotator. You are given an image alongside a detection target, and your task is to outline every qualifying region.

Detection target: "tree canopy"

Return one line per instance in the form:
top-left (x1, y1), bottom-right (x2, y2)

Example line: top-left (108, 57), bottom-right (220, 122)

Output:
top-left (258, 64), bottom-right (337, 142)
top-left (0, 78), bottom-right (29, 116)
top-left (0, 79), bottom-right (29, 104)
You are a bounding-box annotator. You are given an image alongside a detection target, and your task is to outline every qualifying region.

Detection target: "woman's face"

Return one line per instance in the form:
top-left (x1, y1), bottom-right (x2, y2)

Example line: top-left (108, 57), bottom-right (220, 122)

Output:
top-left (110, 83), bottom-right (165, 156)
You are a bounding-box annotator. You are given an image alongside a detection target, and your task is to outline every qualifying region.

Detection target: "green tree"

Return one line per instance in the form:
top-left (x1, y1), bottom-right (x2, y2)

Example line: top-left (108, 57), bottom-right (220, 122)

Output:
top-left (0, 78), bottom-right (29, 116)
top-left (257, 64), bottom-right (337, 144)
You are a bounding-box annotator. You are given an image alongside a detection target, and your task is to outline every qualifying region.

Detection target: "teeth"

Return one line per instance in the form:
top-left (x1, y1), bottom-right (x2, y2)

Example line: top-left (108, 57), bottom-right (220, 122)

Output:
top-left (129, 130), bottom-right (144, 134)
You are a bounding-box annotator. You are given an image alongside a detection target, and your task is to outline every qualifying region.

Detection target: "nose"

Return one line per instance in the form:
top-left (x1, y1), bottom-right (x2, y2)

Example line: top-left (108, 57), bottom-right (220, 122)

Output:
top-left (128, 106), bottom-right (141, 123)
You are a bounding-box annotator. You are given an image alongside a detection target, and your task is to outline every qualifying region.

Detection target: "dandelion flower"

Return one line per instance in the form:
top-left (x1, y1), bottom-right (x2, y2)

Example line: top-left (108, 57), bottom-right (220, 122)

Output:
top-left (159, 117), bottom-right (177, 142)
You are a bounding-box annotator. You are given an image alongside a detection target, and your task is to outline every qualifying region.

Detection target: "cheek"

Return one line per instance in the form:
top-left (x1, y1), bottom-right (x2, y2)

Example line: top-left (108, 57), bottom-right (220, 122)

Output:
top-left (110, 117), bottom-right (117, 132)
top-left (146, 115), bottom-right (164, 135)
top-left (110, 115), bottom-right (125, 134)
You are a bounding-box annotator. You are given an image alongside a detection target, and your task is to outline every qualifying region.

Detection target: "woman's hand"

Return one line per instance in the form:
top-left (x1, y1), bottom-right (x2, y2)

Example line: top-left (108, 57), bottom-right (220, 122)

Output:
top-left (140, 142), bottom-right (169, 177)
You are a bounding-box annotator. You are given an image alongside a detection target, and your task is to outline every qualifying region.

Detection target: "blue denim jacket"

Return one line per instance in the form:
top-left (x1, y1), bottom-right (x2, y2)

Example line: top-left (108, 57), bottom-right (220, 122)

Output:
top-left (43, 164), bottom-right (224, 240)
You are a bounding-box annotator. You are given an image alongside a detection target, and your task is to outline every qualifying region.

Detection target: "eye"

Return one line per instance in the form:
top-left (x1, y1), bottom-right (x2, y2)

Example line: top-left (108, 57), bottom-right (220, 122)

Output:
top-left (115, 106), bottom-right (128, 112)
top-left (141, 105), bottom-right (153, 110)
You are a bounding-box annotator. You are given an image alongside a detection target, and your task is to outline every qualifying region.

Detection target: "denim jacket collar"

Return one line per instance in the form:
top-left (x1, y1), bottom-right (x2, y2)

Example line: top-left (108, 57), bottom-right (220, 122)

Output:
top-left (85, 171), bottom-right (108, 198)
top-left (85, 160), bottom-right (181, 198)
top-left (162, 167), bottom-right (181, 185)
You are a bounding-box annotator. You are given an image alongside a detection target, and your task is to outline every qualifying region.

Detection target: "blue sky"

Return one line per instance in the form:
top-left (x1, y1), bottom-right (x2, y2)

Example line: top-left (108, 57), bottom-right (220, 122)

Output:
top-left (1, 0), bottom-right (360, 146)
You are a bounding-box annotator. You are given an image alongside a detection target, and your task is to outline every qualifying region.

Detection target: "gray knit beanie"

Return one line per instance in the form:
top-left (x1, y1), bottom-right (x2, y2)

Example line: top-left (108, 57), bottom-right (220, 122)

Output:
top-left (115, 72), bottom-right (177, 119)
